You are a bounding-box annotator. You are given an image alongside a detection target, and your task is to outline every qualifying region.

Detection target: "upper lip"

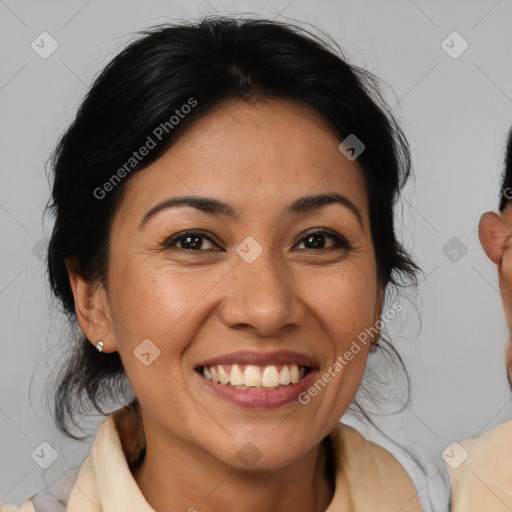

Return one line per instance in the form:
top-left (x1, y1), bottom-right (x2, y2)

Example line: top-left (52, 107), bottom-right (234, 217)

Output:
top-left (196, 350), bottom-right (319, 369)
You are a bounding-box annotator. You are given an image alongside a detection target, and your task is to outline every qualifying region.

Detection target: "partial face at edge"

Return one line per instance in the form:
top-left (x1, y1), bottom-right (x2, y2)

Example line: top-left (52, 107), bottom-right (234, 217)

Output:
top-left (479, 205), bottom-right (512, 385)
top-left (93, 98), bottom-right (385, 469)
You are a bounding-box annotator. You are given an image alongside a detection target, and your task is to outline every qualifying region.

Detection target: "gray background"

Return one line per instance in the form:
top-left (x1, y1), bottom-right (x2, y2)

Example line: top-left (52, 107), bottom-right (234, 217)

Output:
top-left (1, 0), bottom-right (511, 505)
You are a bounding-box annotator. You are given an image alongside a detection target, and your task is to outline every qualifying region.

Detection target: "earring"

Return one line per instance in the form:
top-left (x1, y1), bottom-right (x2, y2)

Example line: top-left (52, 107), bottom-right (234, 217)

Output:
top-left (95, 341), bottom-right (104, 352)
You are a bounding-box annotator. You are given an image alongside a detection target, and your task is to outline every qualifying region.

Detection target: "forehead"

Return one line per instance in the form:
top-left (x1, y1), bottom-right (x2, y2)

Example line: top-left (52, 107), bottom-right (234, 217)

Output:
top-left (114, 98), bottom-right (369, 228)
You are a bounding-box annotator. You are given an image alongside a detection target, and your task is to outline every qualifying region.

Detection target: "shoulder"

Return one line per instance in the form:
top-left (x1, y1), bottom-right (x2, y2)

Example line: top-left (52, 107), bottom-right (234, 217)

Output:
top-left (456, 421), bottom-right (512, 453)
top-left (329, 423), bottom-right (423, 511)
top-left (333, 423), bottom-right (417, 478)
top-left (447, 421), bottom-right (512, 511)
top-left (331, 423), bottom-right (416, 479)
top-left (338, 415), bottom-right (451, 512)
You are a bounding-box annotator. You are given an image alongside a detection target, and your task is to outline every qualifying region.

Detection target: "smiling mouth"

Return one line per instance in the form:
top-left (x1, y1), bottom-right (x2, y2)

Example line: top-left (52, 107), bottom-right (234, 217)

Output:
top-left (196, 363), bottom-right (311, 391)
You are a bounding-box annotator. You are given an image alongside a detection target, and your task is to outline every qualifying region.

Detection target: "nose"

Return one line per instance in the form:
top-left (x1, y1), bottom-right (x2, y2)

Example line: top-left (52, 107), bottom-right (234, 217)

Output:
top-left (219, 247), bottom-right (306, 338)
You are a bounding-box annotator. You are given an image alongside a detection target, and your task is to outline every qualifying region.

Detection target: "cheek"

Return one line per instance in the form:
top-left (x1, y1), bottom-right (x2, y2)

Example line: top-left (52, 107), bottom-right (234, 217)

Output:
top-left (111, 262), bottom-right (195, 327)
top-left (303, 264), bottom-right (379, 347)
top-left (106, 263), bottom-right (221, 414)
top-left (301, 264), bottom-right (378, 409)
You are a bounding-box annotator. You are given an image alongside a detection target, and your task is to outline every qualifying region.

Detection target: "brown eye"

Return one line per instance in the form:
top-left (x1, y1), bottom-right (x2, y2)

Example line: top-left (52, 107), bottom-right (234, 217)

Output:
top-left (295, 229), bottom-right (352, 252)
top-left (164, 230), bottom-right (221, 251)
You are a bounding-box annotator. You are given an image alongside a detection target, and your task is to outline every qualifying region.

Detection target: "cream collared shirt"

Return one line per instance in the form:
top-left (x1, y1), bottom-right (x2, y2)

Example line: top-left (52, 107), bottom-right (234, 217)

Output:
top-left (1, 405), bottom-right (421, 512)
top-left (447, 421), bottom-right (512, 511)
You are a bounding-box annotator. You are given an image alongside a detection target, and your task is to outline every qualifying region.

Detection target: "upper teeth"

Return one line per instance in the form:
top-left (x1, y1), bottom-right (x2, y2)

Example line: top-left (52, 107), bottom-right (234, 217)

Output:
top-left (202, 363), bottom-right (306, 388)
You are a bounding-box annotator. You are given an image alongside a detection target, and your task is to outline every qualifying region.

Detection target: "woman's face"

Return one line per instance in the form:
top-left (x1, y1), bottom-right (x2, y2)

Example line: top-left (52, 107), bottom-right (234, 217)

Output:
top-left (101, 98), bottom-right (384, 469)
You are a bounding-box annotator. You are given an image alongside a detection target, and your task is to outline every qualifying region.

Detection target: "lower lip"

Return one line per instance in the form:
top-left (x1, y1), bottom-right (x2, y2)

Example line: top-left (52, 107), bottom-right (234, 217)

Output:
top-left (197, 369), bottom-right (318, 409)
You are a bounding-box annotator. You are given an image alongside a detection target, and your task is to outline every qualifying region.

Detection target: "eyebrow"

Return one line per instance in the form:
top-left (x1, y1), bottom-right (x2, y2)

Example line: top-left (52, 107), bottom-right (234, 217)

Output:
top-left (138, 193), bottom-right (363, 230)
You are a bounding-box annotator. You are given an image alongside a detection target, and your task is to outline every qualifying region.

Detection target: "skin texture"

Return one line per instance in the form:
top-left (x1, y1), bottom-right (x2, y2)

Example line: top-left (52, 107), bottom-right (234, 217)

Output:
top-left (479, 205), bottom-right (512, 386)
top-left (67, 98), bottom-right (385, 512)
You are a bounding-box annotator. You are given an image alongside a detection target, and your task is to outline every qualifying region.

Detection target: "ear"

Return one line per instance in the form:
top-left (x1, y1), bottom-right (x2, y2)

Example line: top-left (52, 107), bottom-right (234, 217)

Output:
top-left (478, 211), bottom-right (510, 265)
top-left (65, 260), bottom-right (116, 352)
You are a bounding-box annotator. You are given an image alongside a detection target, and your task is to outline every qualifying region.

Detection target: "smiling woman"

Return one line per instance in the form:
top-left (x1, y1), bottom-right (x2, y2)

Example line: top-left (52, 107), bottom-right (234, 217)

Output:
top-left (1, 14), bottom-right (447, 512)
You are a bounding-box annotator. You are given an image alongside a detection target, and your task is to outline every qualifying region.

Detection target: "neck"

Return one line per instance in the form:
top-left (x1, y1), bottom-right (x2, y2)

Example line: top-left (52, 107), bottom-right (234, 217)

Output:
top-left (132, 421), bottom-right (335, 512)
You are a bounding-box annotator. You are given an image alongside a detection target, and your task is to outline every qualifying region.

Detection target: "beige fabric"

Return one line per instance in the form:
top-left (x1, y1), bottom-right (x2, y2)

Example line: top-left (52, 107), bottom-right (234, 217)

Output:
top-left (0, 503), bottom-right (35, 512)
top-left (447, 422), bottom-right (512, 512)
top-left (1, 405), bottom-right (421, 512)
top-left (326, 423), bottom-right (421, 511)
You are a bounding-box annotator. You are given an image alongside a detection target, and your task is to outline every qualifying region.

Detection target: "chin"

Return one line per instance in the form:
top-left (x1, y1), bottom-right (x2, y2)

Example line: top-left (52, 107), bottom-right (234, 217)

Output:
top-left (206, 427), bottom-right (319, 471)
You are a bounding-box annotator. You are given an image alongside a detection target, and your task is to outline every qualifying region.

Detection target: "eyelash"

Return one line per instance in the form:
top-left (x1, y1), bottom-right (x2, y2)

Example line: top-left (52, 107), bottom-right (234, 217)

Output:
top-left (162, 228), bottom-right (353, 254)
